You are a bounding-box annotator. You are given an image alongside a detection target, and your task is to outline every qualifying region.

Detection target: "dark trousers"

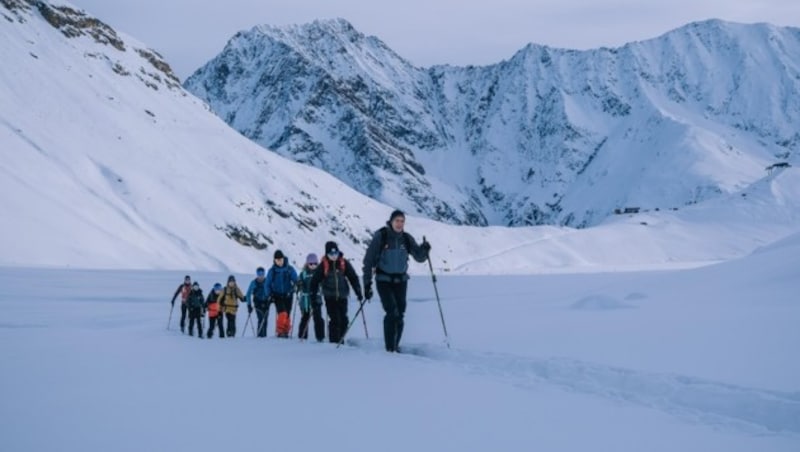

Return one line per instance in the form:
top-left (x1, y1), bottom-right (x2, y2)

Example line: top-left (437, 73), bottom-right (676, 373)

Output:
top-left (180, 303), bottom-right (188, 330)
top-left (254, 301), bottom-right (273, 337)
top-left (188, 308), bottom-right (203, 338)
top-left (298, 301), bottom-right (325, 341)
top-left (207, 315), bottom-right (225, 338)
top-left (274, 294), bottom-right (293, 314)
top-left (225, 313), bottom-right (237, 337)
top-left (377, 281), bottom-right (408, 352)
top-left (324, 297), bottom-right (348, 343)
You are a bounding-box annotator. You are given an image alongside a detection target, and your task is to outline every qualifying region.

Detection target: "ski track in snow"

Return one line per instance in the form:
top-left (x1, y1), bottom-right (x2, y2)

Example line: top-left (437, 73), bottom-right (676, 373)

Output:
top-left (346, 339), bottom-right (800, 436)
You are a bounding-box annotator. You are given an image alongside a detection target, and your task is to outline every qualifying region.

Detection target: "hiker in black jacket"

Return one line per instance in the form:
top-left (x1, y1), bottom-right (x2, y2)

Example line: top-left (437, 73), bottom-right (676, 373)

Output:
top-left (309, 241), bottom-right (363, 344)
top-left (297, 253), bottom-right (325, 342)
top-left (362, 210), bottom-right (430, 352)
top-left (186, 282), bottom-right (205, 339)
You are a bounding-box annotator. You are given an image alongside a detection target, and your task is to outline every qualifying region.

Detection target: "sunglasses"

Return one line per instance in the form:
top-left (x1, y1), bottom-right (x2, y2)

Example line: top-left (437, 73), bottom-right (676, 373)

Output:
top-left (308, 263), bottom-right (318, 267)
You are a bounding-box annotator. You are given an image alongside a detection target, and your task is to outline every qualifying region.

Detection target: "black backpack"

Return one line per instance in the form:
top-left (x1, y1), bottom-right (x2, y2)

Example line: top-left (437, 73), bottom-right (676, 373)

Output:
top-left (188, 290), bottom-right (204, 309)
top-left (380, 226), bottom-right (411, 251)
top-left (253, 279), bottom-right (267, 303)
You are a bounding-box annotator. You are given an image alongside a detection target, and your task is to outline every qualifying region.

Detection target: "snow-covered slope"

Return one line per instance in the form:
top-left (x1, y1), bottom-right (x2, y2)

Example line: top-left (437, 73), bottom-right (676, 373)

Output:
top-left (0, 1), bottom-right (397, 270)
top-left (2, 1), bottom-right (799, 273)
top-left (185, 18), bottom-right (800, 227)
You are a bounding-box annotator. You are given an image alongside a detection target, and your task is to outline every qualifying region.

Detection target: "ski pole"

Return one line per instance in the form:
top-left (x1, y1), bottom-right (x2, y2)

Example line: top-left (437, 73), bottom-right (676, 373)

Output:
top-left (424, 236), bottom-right (450, 348)
top-left (242, 310), bottom-right (253, 337)
top-left (257, 305), bottom-right (269, 338)
top-left (336, 298), bottom-right (367, 349)
top-left (360, 299), bottom-right (369, 338)
top-left (167, 302), bottom-right (175, 330)
top-left (290, 292), bottom-right (298, 338)
top-left (292, 290), bottom-right (304, 341)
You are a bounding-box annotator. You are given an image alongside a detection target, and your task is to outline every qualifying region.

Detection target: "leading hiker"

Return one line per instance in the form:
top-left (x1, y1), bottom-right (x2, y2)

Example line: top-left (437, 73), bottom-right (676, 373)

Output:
top-left (362, 210), bottom-right (430, 352)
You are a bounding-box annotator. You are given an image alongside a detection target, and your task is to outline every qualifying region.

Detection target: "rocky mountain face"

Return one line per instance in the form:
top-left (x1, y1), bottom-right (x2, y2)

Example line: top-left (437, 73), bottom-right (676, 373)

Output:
top-left (3, 0), bottom-right (181, 90)
top-left (185, 18), bottom-right (800, 227)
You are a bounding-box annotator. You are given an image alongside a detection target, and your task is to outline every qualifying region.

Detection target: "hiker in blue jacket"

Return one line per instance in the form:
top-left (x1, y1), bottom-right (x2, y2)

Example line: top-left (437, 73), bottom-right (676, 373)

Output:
top-left (245, 267), bottom-right (270, 337)
top-left (265, 250), bottom-right (298, 338)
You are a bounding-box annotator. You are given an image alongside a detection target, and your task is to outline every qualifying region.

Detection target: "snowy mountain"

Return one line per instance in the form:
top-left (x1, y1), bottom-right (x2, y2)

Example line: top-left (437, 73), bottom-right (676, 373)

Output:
top-left (2, 0), bottom-right (800, 273)
top-left (3, 5), bottom-right (798, 450)
top-left (184, 18), bottom-right (800, 227)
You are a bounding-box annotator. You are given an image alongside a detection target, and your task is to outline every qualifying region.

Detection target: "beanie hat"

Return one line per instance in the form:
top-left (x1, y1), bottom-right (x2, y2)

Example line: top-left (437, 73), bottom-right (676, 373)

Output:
top-left (227, 275), bottom-right (236, 283)
top-left (256, 266), bottom-right (265, 275)
top-left (274, 249), bottom-right (285, 259)
top-left (306, 253), bottom-right (318, 265)
top-left (325, 241), bottom-right (339, 255)
top-left (389, 209), bottom-right (405, 222)
top-left (213, 283), bottom-right (222, 291)
top-left (192, 282), bottom-right (199, 288)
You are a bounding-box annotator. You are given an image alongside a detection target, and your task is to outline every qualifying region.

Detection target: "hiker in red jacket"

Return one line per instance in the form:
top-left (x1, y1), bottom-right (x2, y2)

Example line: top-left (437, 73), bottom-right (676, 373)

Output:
top-left (170, 275), bottom-right (192, 333)
top-left (309, 241), bottom-right (363, 344)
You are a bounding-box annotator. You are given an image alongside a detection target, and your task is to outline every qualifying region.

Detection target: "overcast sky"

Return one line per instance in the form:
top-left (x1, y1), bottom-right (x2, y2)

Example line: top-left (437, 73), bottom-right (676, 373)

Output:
top-left (69, 0), bottom-right (800, 81)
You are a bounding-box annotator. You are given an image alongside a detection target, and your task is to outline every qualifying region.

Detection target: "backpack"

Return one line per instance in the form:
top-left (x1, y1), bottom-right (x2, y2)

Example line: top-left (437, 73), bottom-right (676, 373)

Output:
top-left (321, 256), bottom-right (346, 276)
top-left (380, 226), bottom-right (411, 251)
top-left (253, 279), bottom-right (267, 303)
top-left (188, 290), bottom-right (204, 309)
top-left (207, 291), bottom-right (221, 317)
top-left (270, 267), bottom-right (293, 295)
top-left (180, 283), bottom-right (191, 302)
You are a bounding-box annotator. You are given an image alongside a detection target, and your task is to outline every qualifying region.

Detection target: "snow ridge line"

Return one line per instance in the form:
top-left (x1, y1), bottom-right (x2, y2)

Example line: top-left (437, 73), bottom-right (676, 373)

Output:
top-left (349, 340), bottom-right (800, 435)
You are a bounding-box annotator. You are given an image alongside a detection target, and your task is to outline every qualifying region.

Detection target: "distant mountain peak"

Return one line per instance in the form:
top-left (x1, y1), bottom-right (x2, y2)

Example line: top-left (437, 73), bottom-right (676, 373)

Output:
top-left (186, 18), bottom-right (800, 227)
top-left (256, 17), bottom-right (361, 38)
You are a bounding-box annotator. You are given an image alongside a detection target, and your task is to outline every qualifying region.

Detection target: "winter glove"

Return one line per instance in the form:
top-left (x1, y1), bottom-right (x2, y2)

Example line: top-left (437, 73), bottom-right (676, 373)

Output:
top-left (247, 304), bottom-right (253, 314)
top-left (356, 292), bottom-right (363, 302)
top-left (364, 283), bottom-right (373, 301)
top-left (171, 299), bottom-right (175, 307)
top-left (421, 239), bottom-right (431, 253)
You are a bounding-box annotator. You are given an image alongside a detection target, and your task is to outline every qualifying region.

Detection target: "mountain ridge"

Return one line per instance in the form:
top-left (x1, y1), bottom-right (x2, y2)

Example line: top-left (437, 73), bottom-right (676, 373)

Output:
top-left (185, 18), bottom-right (800, 227)
top-left (3, 1), bottom-right (800, 273)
